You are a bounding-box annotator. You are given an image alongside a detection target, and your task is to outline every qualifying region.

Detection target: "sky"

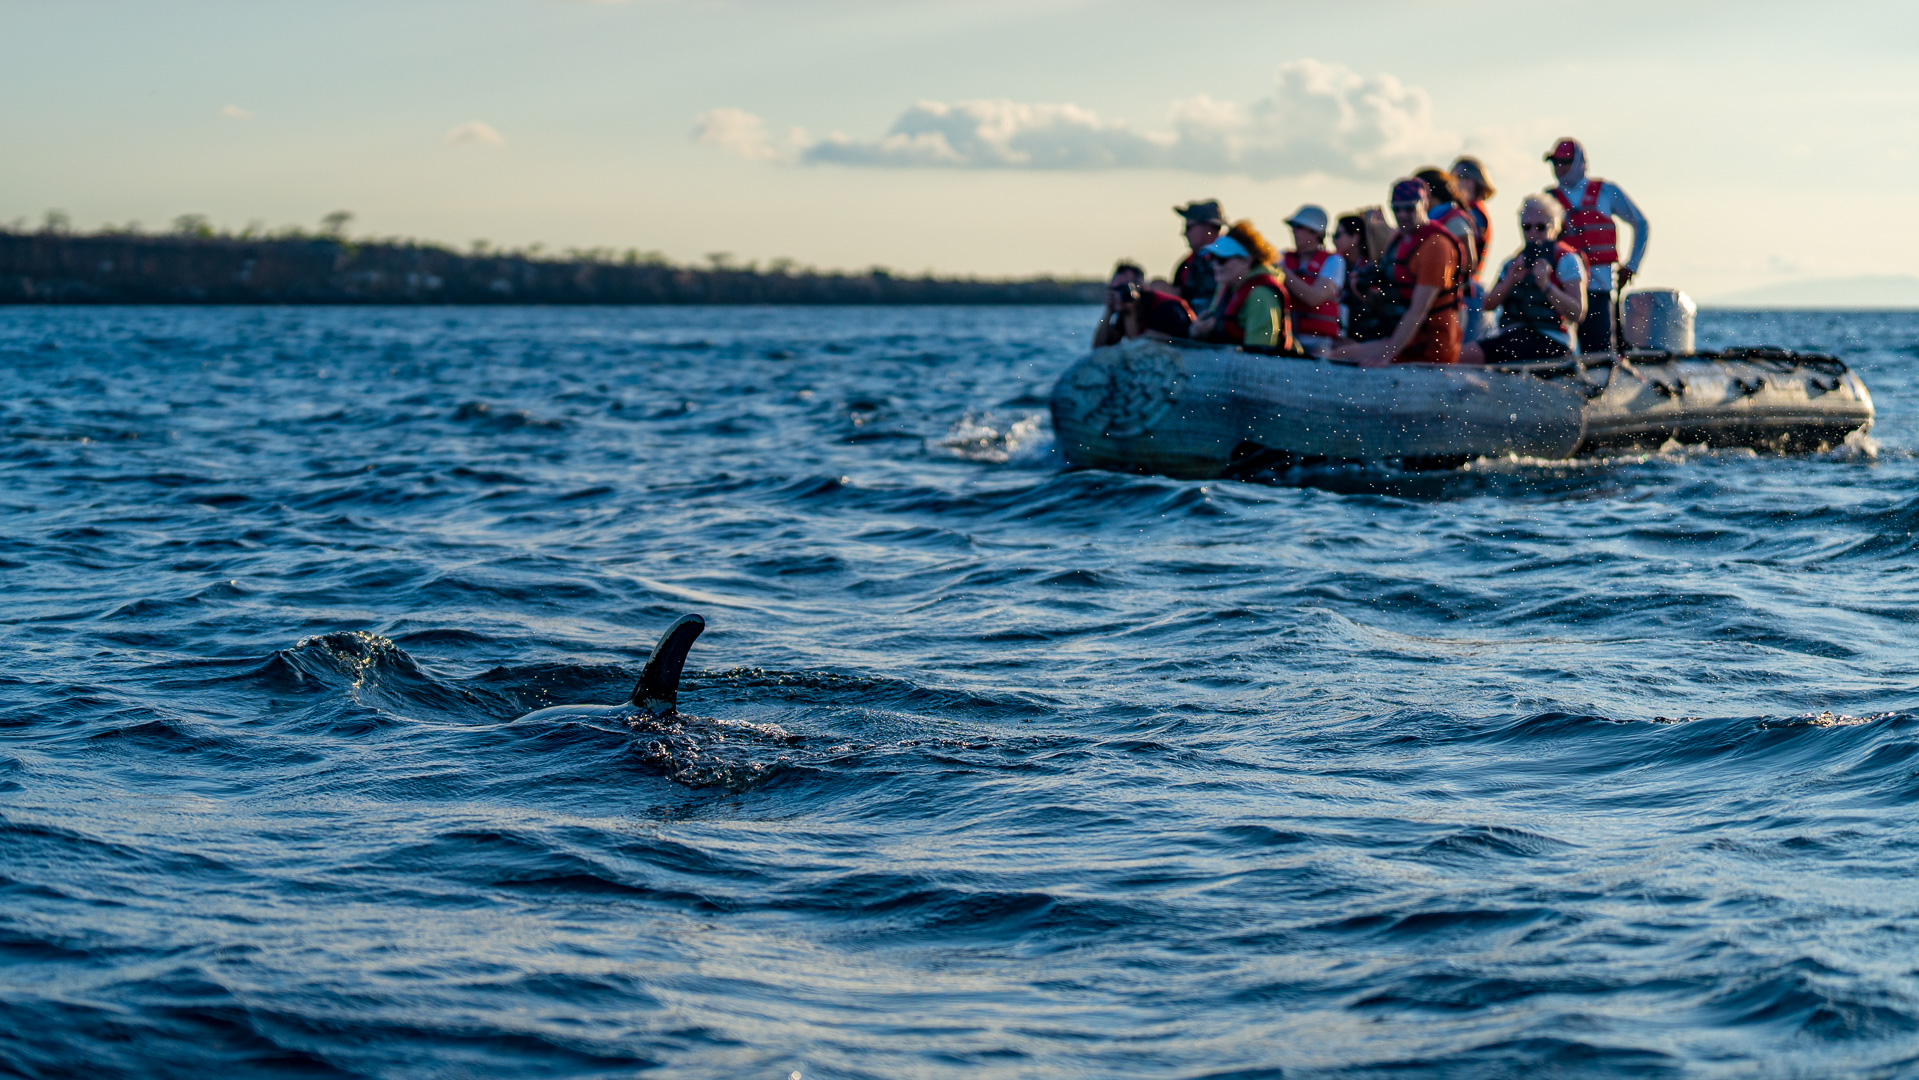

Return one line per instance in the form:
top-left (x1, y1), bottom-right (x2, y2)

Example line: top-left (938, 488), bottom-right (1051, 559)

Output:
top-left (4, 0), bottom-right (1916, 301)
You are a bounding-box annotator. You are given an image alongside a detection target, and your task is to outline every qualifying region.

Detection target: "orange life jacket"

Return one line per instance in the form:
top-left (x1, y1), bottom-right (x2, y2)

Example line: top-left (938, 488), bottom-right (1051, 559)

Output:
top-left (1281, 250), bottom-right (1342, 339)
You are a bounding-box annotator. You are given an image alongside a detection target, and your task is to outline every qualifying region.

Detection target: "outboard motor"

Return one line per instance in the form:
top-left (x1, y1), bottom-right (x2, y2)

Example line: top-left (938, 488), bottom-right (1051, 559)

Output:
top-left (1623, 289), bottom-right (1696, 353)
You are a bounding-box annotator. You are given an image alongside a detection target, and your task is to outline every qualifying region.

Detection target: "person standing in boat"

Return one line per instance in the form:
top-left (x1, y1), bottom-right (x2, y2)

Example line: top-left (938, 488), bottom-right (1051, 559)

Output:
top-left (1278, 205), bottom-right (1344, 357)
top-left (1451, 156), bottom-right (1497, 339)
top-left (1190, 222), bottom-right (1294, 351)
top-left (1093, 262), bottom-right (1196, 346)
top-left (1544, 138), bottom-right (1649, 353)
top-left (1332, 179), bottom-right (1465, 367)
top-left (1170, 200), bottom-right (1226, 315)
top-left (1458, 195), bottom-right (1587, 364)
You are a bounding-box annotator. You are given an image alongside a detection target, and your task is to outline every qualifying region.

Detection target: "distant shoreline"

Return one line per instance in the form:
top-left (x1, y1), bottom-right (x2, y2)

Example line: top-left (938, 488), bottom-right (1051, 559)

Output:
top-left (0, 232), bottom-right (1102, 306)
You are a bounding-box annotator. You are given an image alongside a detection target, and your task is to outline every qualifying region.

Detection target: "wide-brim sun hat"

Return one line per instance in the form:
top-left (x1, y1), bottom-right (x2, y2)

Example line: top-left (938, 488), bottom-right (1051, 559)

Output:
top-left (1175, 200), bottom-right (1225, 225)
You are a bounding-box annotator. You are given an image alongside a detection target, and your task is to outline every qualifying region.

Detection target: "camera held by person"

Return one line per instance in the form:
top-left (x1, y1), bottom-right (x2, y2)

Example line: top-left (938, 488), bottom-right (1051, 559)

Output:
top-left (1093, 262), bottom-right (1196, 347)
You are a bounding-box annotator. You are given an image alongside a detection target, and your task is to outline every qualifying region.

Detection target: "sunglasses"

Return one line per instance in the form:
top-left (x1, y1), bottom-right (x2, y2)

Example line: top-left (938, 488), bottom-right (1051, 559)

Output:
top-left (1520, 223), bottom-right (1552, 232)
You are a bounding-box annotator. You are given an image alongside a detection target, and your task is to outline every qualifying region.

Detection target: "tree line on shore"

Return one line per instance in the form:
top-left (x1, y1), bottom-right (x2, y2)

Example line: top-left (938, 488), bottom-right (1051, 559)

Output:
top-left (0, 211), bottom-right (1100, 305)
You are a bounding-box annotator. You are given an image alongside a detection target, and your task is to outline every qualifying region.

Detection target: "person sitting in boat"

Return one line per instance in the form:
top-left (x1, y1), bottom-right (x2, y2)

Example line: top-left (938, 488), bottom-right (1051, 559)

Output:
top-left (1330, 213), bottom-right (1374, 338)
top-left (1545, 138), bottom-right (1649, 354)
top-left (1169, 200), bottom-right (1227, 315)
top-left (1415, 167), bottom-right (1480, 274)
top-left (1278, 205), bottom-right (1344, 357)
top-left (1415, 167), bottom-right (1481, 337)
top-left (1333, 210), bottom-right (1396, 340)
top-left (1190, 222), bottom-right (1295, 351)
top-left (1459, 195), bottom-right (1588, 365)
top-left (1331, 179), bottom-right (1465, 367)
top-left (1450, 156), bottom-right (1497, 339)
top-left (1093, 261), bottom-right (1196, 346)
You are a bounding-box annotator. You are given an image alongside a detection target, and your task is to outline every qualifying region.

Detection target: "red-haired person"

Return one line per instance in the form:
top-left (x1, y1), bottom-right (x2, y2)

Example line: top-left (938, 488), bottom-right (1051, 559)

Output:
top-left (1332, 179), bottom-right (1465, 367)
top-left (1191, 221), bottom-right (1294, 351)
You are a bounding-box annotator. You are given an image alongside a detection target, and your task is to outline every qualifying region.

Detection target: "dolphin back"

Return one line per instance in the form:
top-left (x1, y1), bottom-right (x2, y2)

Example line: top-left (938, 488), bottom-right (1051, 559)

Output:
top-left (631, 613), bottom-right (705, 713)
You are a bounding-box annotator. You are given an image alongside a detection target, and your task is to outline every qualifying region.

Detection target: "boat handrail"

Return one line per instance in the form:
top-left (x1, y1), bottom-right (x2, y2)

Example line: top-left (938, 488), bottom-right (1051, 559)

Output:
top-left (1134, 338), bottom-right (1850, 378)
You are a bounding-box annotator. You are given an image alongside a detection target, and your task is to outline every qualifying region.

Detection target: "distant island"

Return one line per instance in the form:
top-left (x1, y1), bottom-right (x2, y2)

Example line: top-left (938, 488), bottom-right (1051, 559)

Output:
top-left (0, 216), bottom-right (1100, 306)
top-left (1702, 275), bottom-right (1919, 309)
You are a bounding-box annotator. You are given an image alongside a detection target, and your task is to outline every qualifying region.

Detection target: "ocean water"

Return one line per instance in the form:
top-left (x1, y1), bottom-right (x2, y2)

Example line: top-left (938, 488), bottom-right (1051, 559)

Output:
top-left (1, 305), bottom-right (1916, 1080)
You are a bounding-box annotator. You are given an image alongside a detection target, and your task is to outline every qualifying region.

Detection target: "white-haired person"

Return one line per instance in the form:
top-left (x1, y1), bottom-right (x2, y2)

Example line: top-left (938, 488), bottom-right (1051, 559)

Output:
top-left (1460, 195), bottom-right (1587, 365)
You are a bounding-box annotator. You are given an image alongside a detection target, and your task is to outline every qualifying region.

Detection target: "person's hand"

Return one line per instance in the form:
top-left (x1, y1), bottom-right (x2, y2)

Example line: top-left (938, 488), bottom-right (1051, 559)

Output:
top-left (1500, 258), bottom-right (1527, 285)
top-left (1102, 287), bottom-right (1121, 314)
top-left (1530, 261), bottom-right (1553, 290)
top-left (1354, 352), bottom-right (1392, 368)
top-left (1618, 265), bottom-right (1635, 288)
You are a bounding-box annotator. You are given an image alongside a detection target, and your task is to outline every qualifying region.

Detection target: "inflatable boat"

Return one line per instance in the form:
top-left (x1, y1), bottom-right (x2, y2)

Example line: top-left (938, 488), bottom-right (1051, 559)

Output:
top-left (1049, 339), bottom-right (1874, 478)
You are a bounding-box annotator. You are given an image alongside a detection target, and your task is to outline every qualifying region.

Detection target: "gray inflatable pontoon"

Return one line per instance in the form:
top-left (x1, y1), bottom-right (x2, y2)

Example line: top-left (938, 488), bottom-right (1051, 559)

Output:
top-left (1050, 339), bottom-right (1874, 478)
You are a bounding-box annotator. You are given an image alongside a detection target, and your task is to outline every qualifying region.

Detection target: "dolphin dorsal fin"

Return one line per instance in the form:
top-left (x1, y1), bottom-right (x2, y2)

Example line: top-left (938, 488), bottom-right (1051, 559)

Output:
top-left (632, 613), bottom-right (705, 714)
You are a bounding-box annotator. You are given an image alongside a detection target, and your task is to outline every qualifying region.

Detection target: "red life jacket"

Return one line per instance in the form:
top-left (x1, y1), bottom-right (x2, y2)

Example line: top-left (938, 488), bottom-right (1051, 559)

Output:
top-left (1217, 272), bottom-right (1293, 350)
top-left (1550, 180), bottom-right (1618, 266)
top-left (1281, 250), bottom-right (1342, 339)
top-left (1384, 223), bottom-right (1465, 313)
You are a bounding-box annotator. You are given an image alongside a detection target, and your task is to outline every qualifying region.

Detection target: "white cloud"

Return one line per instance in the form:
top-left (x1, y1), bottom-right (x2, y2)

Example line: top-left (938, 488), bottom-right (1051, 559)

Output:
top-left (219, 104), bottom-right (255, 120)
top-left (693, 107), bottom-right (793, 163)
top-left (706, 60), bottom-right (1456, 181)
top-left (444, 121), bottom-right (506, 147)
top-left (804, 100), bottom-right (1172, 169)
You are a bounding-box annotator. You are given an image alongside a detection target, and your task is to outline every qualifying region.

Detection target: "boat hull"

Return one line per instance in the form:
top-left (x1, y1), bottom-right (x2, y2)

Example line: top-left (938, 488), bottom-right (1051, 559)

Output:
top-left (1049, 340), bottom-right (1874, 478)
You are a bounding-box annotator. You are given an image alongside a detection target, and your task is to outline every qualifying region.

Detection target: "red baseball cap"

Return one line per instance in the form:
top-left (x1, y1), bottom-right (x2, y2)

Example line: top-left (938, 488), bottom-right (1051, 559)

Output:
top-left (1544, 138), bottom-right (1580, 162)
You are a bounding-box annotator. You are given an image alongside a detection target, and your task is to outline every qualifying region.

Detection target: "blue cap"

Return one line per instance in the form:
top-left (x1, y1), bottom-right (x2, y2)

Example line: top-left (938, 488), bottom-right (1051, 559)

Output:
top-left (1201, 236), bottom-right (1250, 260)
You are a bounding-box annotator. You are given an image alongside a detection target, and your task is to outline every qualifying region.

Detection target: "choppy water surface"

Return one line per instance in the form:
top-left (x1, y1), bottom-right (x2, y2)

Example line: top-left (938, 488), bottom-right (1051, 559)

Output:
top-left (3, 305), bottom-right (1918, 1079)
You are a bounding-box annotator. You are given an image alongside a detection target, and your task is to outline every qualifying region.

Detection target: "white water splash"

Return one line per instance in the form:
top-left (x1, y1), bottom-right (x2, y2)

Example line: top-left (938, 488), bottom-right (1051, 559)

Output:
top-left (937, 411), bottom-right (1056, 465)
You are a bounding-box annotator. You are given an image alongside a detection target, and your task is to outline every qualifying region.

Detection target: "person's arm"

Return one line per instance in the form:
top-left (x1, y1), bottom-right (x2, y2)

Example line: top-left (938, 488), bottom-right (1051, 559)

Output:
top-left (1285, 257), bottom-right (1340, 306)
top-left (1482, 257), bottom-right (1525, 310)
top-left (1190, 279), bottom-right (1234, 338)
top-left (1542, 253), bottom-right (1587, 323)
top-left (1606, 183), bottom-right (1649, 278)
top-left (1342, 284), bottom-right (1438, 368)
top-left (1092, 291), bottom-right (1123, 347)
top-left (1387, 285), bottom-right (1439, 353)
